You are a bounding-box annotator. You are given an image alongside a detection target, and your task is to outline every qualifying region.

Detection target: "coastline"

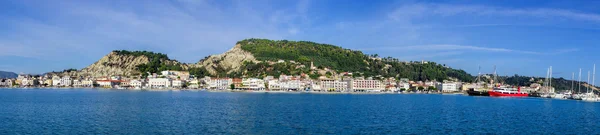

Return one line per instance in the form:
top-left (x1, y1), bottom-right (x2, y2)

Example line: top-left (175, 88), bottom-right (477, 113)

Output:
top-left (0, 86), bottom-right (464, 95)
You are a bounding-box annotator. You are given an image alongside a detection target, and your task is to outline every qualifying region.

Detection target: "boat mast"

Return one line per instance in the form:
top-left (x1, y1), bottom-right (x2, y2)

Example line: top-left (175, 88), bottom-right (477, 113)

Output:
top-left (593, 64), bottom-right (596, 94)
top-left (571, 72), bottom-right (575, 92)
top-left (588, 71), bottom-right (591, 93)
top-left (549, 66), bottom-right (552, 94)
top-left (579, 68), bottom-right (582, 94)
top-left (493, 65), bottom-right (497, 88)
top-left (476, 66), bottom-right (481, 88)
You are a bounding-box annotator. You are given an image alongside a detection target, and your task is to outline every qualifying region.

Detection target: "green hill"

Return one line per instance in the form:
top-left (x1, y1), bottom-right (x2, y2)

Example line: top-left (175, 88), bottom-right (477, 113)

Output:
top-left (236, 38), bottom-right (474, 82)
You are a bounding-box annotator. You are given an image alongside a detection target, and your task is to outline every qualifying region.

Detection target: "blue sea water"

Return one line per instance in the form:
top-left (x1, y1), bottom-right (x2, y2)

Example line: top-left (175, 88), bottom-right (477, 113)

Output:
top-left (0, 88), bottom-right (599, 134)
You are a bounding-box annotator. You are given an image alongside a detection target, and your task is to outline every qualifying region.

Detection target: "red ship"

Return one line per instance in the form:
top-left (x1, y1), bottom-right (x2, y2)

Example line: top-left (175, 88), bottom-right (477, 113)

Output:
top-left (488, 87), bottom-right (528, 97)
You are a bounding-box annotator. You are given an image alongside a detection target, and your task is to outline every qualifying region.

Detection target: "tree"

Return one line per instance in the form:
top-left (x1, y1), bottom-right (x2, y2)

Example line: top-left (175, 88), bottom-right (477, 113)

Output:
top-left (428, 86), bottom-right (436, 91)
top-left (400, 88), bottom-right (406, 92)
top-left (230, 84), bottom-right (235, 90)
top-left (418, 86), bottom-right (425, 91)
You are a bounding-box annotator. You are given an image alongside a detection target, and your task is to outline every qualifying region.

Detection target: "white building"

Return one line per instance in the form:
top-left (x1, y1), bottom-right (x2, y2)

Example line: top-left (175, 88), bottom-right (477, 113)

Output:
top-left (398, 82), bottom-right (410, 91)
top-left (437, 82), bottom-right (459, 93)
top-left (268, 80), bottom-right (281, 91)
top-left (188, 79), bottom-right (200, 89)
top-left (172, 80), bottom-right (186, 88)
top-left (129, 80), bottom-right (144, 88)
top-left (161, 70), bottom-right (191, 80)
top-left (350, 79), bottom-right (383, 92)
top-left (242, 78), bottom-right (265, 90)
top-left (52, 76), bottom-right (61, 86)
top-left (0, 79), bottom-right (13, 87)
top-left (149, 78), bottom-right (172, 88)
top-left (20, 78), bottom-right (34, 86)
top-left (81, 80), bottom-right (95, 87)
top-left (97, 80), bottom-right (120, 88)
top-left (319, 79), bottom-right (348, 92)
top-left (280, 80), bottom-right (302, 91)
top-left (73, 79), bottom-right (83, 87)
top-left (61, 76), bottom-right (73, 87)
top-left (208, 78), bottom-right (232, 90)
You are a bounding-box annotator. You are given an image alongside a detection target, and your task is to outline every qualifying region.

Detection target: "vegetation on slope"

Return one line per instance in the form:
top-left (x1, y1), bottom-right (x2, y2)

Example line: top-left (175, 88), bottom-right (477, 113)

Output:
top-left (237, 39), bottom-right (474, 82)
top-left (113, 50), bottom-right (186, 77)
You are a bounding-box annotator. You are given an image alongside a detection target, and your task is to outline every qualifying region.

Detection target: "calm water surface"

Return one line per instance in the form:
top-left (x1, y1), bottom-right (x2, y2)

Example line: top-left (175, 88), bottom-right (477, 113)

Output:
top-left (0, 88), bottom-right (599, 134)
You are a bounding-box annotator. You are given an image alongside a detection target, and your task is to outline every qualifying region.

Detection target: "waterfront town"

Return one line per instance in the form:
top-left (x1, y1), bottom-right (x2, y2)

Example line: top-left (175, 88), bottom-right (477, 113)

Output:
top-left (1, 69), bottom-right (546, 94)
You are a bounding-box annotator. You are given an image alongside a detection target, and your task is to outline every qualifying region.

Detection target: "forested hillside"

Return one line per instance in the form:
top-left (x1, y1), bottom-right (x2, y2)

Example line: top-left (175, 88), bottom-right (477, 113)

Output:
top-left (237, 39), bottom-right (474, 82)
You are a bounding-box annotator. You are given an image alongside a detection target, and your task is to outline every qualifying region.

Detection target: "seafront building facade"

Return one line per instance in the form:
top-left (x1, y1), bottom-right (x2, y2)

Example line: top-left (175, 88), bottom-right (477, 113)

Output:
top-left (5, 69), bottom-right (542, 94)
top-left (437, 82), bottom-right (459, 93)
top-left (241, 78), bottom-right (265, 90)
top-left (319, 79), bottom-right (348, 92)
top-left (350, 79), bottom-right (383, 92)
top-left (149, 78), bottom-right (172, 88)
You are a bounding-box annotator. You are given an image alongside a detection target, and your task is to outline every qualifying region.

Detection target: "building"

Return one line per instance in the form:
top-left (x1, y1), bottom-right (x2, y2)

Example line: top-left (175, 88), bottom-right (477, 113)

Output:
top-left (44, 79), bottom-right (53, 86)
top-left (172, 80), bottom-right (186, 88)
top-left (81, 80), bottom-right (95, 87)
top-left (52, 76), bottom-right (61, 86)
top-left (161, 70), bottom-right (191, 80)
top-left (349, 79), bottom-right (383, 92)
top-left (73, 79), bottom-right (83, 87)
top-left (280, 80), bottom-right (302, 91)
top-left (208, 78), bottom-right (232, 90)
top-left (96, 80), bottom-right (118, 88)
top-left (398, 82), bottom-right (410, 91)
top-left (437, 82), bottom-right (459, 93)
top-left (268, 80), bottom-right (281, 91)
top-left (188, 79), bottom-right (200, 89)
top-left (232, 78), bottom-right (243, 89)
top-left (60, 76), bottom-right (73, 87)
top-left (0, 79), bottom-right (13, 87)
top-left (242, 78), bottom-right (265, 90)
top-left (319, 79), bottom-right (348, 92)
top-left (148, 78), bottom-right (172, 88)
top-left (20, 78), bottom-right (34, 86)
top-left (129, 80), bottom-right (144, 88)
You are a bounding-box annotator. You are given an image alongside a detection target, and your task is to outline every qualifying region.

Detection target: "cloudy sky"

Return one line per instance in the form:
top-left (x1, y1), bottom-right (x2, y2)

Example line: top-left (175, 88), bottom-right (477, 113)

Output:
top-left (1, 0), bottom-right (600, 81)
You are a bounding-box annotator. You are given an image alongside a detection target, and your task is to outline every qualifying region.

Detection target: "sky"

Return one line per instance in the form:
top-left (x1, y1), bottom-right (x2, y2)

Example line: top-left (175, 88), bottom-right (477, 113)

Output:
top-left (1, 0), bottom-right (600, 82)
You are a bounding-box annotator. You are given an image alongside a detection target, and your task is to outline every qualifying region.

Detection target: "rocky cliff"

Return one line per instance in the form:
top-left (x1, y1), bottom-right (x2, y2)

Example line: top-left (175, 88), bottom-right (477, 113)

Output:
top-left (50, 51), bottom-right (190, 78)
top-left (196, 44), bottom-right (258, 75)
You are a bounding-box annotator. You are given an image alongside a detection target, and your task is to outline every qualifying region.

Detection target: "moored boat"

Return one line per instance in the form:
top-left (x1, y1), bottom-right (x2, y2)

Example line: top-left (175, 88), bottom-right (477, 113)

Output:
top-left (489, 87), bottom-right (528, 97)
top-left (466, 88), bottom-right (489, 96)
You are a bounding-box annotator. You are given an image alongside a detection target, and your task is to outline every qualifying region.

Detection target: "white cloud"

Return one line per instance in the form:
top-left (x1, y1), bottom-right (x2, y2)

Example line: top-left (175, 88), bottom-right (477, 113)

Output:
top-left (363, 44), bottom-right (578, 55)
top-left (388, 3), bottom-right (600, 23)
top-left (0, 0), bottom-right (311, 63)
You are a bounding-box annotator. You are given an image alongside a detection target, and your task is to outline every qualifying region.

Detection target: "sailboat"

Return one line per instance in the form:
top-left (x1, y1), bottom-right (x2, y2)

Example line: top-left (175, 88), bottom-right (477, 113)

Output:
top-left (540, 67), bottom-right (554, 98)
top-left (573, 69), bottom-right (584, 100)
top-left (582, 64), bottom-right (599, 102)
top-left (554, 72), bottom-right (575, 99)
top-left (467, 66), bottom-right (490, 96)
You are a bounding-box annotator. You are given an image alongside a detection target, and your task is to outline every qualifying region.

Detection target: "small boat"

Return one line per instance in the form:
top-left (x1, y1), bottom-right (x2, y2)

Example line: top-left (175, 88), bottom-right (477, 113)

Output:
top-left (467, 88), bottom-right (489, 96)
top-left (489, 87), bottom-right (528, 97)
top-left (552, 93), bottom-right (566, 99)
top-left (582, 93), bottom-right (599, 102)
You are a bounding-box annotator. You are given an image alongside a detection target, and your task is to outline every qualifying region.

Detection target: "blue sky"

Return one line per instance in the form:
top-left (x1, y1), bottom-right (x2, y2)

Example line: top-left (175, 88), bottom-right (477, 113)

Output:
top-left (1, 0), bottom-right (600, 81)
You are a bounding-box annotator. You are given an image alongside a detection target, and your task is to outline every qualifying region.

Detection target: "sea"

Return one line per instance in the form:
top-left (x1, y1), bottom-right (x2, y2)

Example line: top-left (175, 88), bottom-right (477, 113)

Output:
top-left (0, 88), bottom-right (599, 134)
